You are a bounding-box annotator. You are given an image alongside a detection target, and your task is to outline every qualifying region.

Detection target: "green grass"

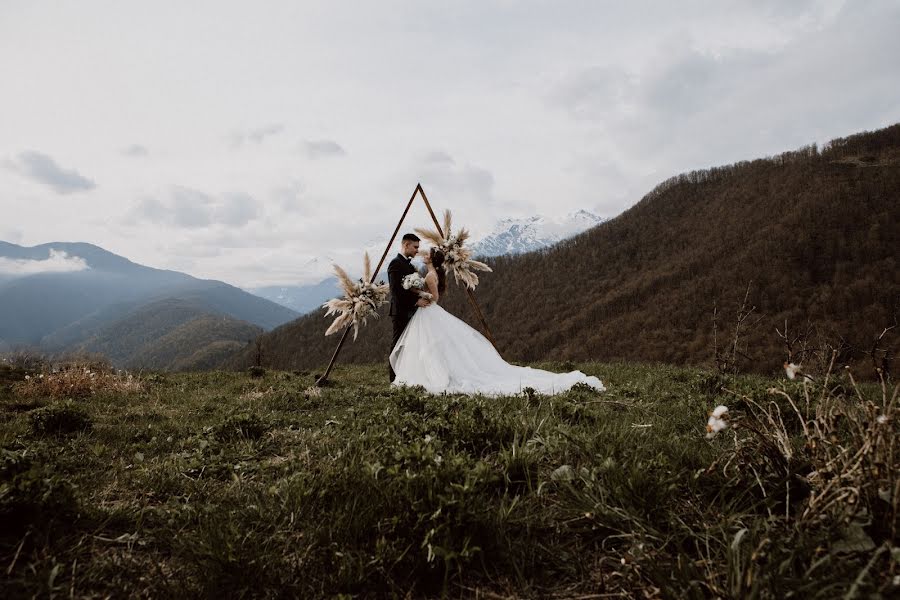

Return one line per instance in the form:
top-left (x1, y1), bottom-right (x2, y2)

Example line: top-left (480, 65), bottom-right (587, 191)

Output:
top-left (1, 362), bottom-right (896, 598)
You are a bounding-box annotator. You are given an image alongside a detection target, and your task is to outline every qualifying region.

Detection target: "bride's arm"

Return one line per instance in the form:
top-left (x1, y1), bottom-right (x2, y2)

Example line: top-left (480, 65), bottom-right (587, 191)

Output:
top-left (425, 272), bottom-right (439, 303)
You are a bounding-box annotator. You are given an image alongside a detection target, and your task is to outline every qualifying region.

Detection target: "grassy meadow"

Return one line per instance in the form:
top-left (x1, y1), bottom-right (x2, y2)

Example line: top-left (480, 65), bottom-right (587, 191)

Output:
top-left (0, 360), bottom-right (897, 598)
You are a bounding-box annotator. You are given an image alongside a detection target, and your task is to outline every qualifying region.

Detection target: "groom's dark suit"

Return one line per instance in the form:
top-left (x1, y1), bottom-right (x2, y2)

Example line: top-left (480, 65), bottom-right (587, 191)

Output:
top-left (388, 253), bottom-right (420, 382)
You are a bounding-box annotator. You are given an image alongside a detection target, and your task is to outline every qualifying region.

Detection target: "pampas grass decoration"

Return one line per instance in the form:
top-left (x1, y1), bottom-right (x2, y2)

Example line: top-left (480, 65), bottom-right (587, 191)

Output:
top-left (321, 252), bottom-right (389, 340)
top-left (415, 209), bottom-right (492, 290)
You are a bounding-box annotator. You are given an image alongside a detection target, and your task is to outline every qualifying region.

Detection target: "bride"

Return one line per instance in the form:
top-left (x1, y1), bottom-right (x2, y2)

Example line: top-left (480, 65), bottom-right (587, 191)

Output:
top-left (390, 247), bottom-right (605, 396)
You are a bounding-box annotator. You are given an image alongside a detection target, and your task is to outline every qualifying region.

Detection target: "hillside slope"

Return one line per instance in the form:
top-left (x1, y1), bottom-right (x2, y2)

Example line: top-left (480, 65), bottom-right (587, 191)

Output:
top-left (127, 313), bottom-right (261, 371)
top-left (78, 298), bottom-right (262, 370)
top-left (229, 124), bottom-right (900, 375)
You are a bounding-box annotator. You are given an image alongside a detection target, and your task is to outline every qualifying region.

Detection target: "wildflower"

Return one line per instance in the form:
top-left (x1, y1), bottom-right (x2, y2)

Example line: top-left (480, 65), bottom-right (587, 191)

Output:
top-left (784, 362), bottom-right (801, 380)
top-left (551, 464), bottom-right (575, 481)
top-left (706, 405), bottom-right (729, 438)
top-left (424, 434), bottom-right (433, 444)
top-left (877, 414), bottom-right (889, 425)
top-left (24, 375), bottom-right (30, 380)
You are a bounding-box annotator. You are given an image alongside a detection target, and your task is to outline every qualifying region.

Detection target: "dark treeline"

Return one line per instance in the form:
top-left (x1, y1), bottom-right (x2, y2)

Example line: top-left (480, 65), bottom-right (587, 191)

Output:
top-left (230, 124), bottom-right (900, 376)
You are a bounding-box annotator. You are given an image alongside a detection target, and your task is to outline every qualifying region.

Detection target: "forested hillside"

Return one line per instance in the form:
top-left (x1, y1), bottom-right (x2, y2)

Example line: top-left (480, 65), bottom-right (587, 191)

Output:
top-left (79, 298), bottom-right (263, 370)
top-left (230, 124), bottom-right (900, 376)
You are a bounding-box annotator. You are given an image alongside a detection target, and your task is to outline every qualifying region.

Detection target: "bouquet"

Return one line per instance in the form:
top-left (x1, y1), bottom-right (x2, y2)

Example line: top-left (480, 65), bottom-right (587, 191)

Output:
top-left (415, 210), bottom-right (492, 290)
top-left (322, 252), bottom-right (389, 340)
top-left (402, 272), bottom-right (433, 300)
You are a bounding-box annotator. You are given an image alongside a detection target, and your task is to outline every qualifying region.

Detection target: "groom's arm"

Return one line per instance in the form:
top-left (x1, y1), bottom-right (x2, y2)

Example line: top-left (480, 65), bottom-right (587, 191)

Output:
top-left (388, 262), bottom-right (406, 307)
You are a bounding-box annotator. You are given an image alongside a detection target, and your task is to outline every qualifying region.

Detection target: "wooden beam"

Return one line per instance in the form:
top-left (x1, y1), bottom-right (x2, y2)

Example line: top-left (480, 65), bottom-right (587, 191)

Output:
top-left (316, 183), bottom-right (498, 385)
top-left (316, 185), bottom-right (420, 386)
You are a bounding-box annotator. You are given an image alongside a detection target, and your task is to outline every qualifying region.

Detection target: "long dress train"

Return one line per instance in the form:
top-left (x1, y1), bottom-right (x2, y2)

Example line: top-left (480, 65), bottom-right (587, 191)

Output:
top-left (389, 304), bottom-right (605, 396)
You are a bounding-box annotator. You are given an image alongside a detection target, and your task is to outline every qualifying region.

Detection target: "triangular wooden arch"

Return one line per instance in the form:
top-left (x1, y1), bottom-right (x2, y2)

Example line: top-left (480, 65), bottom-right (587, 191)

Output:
top-left (316, 183), bottom-right (496, 385)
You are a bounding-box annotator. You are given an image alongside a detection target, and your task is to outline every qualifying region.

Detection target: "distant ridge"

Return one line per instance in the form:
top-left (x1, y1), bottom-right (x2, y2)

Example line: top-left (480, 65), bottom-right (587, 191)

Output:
top-left (227, 123), bottom-right (900, 376)
top-left (0, 242), bottom-right (298, 368)
top-left (247, 278), bottom-right (341, 315)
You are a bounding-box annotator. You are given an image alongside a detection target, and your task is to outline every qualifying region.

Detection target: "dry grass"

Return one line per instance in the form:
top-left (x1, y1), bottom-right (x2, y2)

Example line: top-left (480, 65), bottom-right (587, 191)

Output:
top-left (12, 362), bottom-right (145, 399)
top-left (722, 358), bottom-right (897, 527)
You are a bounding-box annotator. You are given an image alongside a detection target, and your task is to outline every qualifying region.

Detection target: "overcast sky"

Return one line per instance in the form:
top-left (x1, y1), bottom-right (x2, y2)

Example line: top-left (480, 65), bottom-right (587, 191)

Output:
top-left (1, 0), bottom-right (898, 287)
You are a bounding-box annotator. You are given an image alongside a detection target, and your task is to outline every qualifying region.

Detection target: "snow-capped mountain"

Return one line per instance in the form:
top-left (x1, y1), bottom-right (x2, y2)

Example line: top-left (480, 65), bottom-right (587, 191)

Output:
top-left (470, 210), bottom-right (604, 257)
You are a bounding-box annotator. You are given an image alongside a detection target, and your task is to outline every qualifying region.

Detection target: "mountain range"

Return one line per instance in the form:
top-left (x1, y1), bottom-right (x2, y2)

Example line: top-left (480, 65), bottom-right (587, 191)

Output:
top-left (0, 242), bottom-right (298, 369)
top-left (228, 123), bottom-right (900, 377)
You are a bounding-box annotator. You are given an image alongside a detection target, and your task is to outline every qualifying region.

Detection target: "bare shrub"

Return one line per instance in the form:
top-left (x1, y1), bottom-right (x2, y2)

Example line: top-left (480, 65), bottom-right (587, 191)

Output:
top-left (1, 349), bottom-right (50, 371)
top-left (713, 282), bottom-right (764, 376)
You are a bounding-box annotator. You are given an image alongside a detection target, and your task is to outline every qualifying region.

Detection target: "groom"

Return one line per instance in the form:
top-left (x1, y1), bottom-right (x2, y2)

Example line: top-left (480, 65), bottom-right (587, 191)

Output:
top-left (388, 233), bottom-right (431, 382)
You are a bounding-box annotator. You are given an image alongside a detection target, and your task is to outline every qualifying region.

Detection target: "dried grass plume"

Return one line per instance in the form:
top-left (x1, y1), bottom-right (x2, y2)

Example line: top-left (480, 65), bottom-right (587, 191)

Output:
top-left (415, 209), bottom-right (492, 290)
top-left (322, 252), bottom-right (389, 340)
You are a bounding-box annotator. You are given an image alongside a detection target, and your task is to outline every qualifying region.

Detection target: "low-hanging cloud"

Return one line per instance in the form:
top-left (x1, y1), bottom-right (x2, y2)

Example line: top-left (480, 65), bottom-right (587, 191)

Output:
top-left (6, 151), bottom-right (96, 194)
top-left (0, 249), bottom-right (89, 275)
top-left (303, 139), bottom-right (346, 159)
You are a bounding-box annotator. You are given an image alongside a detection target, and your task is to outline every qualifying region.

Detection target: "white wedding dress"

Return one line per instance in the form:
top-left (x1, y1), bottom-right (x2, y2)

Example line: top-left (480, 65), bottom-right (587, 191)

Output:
top-left (390, 304), bottom-right (605, 396)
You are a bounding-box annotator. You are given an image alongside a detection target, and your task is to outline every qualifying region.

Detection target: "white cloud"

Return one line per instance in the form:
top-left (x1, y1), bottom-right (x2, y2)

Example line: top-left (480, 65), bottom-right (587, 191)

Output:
top-left (270, 179), bottom-right (306, 213)
top-left (0, 249), bottom-right (89, 275)
top-left (122, 144), bottom-right (149, 157)
top-left (415, 151), bottom-right (495, 216)
top-left (128, 186), bottom-right (262, 229)
top-left (423, 151), bottom-right (455, 165)
top-left (302, 139), bottom-right (346, 159)
top-left (5, 151), bottom-right (96, 194)
top-left (547, 0), bottom-right (900, 174)
top-left (230, 124), bottom-right (286, 146)
top-left (0, 0), bottom-right (896, 288)
top-left (217, 192), bottom-right (262, 227)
